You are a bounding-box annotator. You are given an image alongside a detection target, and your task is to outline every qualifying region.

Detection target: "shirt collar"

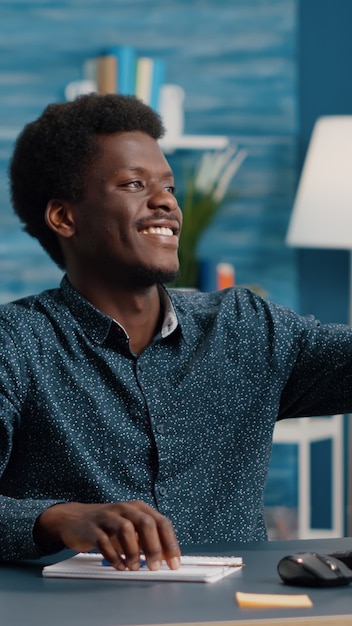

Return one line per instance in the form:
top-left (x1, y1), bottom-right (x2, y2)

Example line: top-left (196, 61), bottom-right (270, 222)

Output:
top-left (61, 276), bottom-right (113, 343)
top-left (60, 275), bottom-right (179, 344)
top-left (159, 286), bottom-right (178, 338)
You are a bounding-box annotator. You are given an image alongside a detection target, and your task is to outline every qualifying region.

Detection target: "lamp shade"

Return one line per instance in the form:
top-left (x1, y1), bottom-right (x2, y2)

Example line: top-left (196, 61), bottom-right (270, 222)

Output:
top-left (286, 116), bottom-right (352, 249)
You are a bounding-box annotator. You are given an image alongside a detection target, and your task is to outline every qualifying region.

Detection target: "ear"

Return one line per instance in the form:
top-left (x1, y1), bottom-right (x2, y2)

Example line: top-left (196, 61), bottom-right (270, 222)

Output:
top-left (45, 199), bottom-right (76, 239)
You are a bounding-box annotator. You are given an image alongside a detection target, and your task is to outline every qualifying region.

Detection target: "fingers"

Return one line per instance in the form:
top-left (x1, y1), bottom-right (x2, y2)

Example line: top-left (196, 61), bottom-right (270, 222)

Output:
top-left (137, 510), bottom-right (181, 570)
top-left (96, 528), bottom-right (139, 571)
top-left (106, 501), bottom-right (181, 571)
top-left (36, 500), bottom-right (181, 572)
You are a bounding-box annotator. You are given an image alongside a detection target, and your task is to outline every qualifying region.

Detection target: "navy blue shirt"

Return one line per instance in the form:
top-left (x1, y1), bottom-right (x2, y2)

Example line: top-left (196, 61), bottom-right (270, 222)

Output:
top-left (1, 276), bottom-right (352, 560)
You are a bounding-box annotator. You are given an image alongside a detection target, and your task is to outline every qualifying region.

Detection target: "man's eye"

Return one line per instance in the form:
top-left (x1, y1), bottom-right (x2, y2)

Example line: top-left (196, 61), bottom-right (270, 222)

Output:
top-left (166, 185), bottom-right (176, 195)
top-left (121, 180), bottom-right (143, 189)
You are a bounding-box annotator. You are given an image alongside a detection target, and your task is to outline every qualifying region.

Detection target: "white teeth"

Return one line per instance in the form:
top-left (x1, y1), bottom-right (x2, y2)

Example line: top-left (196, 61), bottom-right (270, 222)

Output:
top-left (141, 226), bottom-right (173, 236)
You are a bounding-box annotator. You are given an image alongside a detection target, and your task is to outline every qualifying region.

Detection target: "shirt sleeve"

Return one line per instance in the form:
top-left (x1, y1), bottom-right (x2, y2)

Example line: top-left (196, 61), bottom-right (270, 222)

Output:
top-left (278, 317), bottom-right (352, 419)
top-left (230, 289), bottom-right (352, 420)
top-left (0, 495), bottom-right (66, 559)
top-left (0, 326), bottom-right (65, 560)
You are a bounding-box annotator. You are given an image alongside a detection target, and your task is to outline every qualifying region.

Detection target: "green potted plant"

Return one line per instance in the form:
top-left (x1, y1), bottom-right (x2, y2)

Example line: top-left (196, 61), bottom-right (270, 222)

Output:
top-left (172, 146), bottom-right (247, 288)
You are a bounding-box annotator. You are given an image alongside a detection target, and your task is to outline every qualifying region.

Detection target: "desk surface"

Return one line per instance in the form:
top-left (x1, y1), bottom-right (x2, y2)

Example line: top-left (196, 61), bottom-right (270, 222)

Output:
top-left (2, 537), bottom-right (352, 626)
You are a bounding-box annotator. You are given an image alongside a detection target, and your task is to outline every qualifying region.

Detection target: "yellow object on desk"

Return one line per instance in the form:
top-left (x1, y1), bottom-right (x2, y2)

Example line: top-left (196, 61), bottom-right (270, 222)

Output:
top-left (235, 591), bottom-right (313, 609)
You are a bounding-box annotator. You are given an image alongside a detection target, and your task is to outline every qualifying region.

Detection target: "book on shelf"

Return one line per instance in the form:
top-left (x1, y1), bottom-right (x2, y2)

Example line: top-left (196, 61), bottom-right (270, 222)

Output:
top-left (134, 56), bottom-right (153, 105)
top-left (78, 47), bottom-right (166, 114)
top-left (134, 56), bottom-right (166, 112)
top-left (149, 57), bottom-right (166, 112)
top-left (107, 45), bottom-right (136, 95)
top-left (83, 57), bottom-right (98, 84)
top-left (96, 54), bottom-right (117, 94)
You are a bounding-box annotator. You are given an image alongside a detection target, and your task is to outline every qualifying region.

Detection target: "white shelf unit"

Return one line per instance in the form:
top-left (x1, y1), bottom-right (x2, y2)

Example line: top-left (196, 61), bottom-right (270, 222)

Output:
top-left (273, 415), bottom-right (344, 539)
top-left (159, 134), bottom-right (229, 154)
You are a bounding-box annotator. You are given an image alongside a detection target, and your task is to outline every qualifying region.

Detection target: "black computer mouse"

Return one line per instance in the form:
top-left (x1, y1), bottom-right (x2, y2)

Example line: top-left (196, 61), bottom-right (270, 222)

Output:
top-left (277, 552), bottom-right (352, 587)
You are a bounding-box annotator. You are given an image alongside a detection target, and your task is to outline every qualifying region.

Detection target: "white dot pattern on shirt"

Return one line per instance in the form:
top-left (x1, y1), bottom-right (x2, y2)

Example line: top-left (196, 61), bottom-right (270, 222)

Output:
top-left (0, 276), bottom-right (352, 559)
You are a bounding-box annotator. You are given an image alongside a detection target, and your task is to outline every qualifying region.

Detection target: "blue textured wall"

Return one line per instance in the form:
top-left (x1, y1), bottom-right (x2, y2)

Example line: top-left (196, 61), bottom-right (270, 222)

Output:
top-left (0, 0), bottom-right (298, 308)
top-left (297, 0), bottom-right (352, 324)
top-left (297, 0), bottom-right (352, 536)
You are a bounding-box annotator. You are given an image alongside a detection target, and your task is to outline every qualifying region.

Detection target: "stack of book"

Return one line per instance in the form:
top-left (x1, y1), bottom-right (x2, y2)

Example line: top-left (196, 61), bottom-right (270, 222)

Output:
top-left (83, 46), bottom-right (166, 112)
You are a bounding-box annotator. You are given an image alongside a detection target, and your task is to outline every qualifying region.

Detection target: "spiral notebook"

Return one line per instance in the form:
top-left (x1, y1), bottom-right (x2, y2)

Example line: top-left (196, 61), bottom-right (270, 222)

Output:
top-left (42, 553), bottom-right (243, 584)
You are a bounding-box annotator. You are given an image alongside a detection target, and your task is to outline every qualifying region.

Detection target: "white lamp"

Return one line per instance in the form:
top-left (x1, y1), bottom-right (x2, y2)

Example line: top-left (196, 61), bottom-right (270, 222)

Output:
top-left (287, 116), bottom-right (352, 306)
top-left (285, 115), bottom-right (352, 538)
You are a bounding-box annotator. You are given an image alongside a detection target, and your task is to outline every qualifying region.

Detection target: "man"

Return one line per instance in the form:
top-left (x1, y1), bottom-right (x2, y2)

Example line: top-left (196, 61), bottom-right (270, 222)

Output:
top-left (1, 93), bottom-right (352, 571)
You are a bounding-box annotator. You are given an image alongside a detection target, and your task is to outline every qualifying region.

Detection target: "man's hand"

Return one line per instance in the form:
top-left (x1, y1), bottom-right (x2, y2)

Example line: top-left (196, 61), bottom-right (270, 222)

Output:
top-left (34, 500), bottom-right (181, 571)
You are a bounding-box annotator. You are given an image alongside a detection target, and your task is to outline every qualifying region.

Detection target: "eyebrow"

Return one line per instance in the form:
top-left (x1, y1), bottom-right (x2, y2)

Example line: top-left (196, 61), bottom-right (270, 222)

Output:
top-left (124, 166), bottom-right (174, 178)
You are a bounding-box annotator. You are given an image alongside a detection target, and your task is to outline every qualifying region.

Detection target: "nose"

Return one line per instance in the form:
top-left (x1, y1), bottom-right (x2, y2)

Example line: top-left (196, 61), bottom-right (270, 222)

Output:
top-left (148, 184), bottom-right (180, 213)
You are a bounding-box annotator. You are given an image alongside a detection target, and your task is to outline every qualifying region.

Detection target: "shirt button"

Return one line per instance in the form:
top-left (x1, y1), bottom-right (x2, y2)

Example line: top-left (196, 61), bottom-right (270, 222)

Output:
top-left (158, 486), bottom-right (167, 496)
top-left (156, 424), bottom-right (165, 434)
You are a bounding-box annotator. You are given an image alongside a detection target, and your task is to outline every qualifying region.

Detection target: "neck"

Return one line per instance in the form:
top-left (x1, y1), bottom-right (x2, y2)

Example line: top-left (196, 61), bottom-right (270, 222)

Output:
top-left (68, 274), bottom-right (163, 354)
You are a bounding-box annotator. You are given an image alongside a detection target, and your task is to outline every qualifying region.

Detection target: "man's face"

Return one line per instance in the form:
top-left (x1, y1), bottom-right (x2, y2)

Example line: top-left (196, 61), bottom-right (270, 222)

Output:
top-left (68, 131), bottom-right (182, 287)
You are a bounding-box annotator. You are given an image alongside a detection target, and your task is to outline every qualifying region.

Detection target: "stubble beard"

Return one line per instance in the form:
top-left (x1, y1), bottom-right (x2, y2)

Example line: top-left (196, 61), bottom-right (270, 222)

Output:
top-left (124, 264), bottom-right (180, 288)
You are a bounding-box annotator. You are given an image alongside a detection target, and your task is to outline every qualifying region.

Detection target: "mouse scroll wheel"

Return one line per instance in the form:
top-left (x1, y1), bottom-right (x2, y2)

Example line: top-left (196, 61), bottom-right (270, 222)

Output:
top-left (316, 553), bottom-right (340, 572)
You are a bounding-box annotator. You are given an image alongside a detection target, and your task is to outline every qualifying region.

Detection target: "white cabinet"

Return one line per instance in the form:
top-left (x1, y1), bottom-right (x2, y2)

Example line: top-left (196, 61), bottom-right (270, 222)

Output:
top-left (272, 415), bottom-right (344, 539)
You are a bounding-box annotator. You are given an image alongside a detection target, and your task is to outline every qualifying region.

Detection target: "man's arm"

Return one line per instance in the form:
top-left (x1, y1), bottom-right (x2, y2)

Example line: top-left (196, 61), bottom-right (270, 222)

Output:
top-left (34, 500), bottom-right (181, 571)
top-left (0, 324), bottom-right (180, 568)
top-left (279, 321), bottom-right (352, 419)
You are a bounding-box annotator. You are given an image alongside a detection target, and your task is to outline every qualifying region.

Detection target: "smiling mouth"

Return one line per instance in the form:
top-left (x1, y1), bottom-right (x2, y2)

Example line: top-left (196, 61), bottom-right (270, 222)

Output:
top-left (141, 226), bottom-right (175, 236)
